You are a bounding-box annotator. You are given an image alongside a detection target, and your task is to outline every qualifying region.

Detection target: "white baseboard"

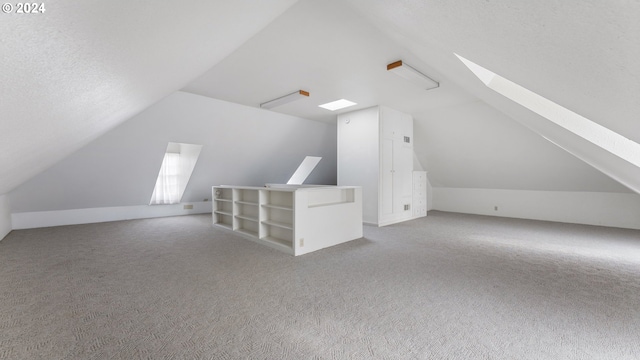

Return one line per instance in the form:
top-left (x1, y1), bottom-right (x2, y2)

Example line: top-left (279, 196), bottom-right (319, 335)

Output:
top-left (11, 202), bottom-right (212, 230)
top-left (433, 188), bottom-right (640, 230)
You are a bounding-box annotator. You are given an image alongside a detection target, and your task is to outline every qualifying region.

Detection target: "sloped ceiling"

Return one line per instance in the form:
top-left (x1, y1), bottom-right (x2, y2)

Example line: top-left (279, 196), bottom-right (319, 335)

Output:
top-left (3, 0), bottom-right (637, 198)
top-left (0, 0), bottom-right (297, 195)
top-left (184, 0), bottom-right (635, 193)
top-left (183, 0), bottom-right (475, 122)
top-left (344, 0), bottom-right (639, 192)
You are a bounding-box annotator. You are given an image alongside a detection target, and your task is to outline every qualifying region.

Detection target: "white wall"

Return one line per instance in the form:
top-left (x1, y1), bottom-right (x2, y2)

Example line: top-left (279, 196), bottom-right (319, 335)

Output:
top-left (0, 194), bottom-right (11, 240)
top-left (413, 101), bottom-right (632, 193)
top-left (9, 91), bottom-right (337, 227)
top-left (11, 202), bottom-right (211, 230)
top-left (337, 107), bottom-right (380, 224)
top-left (433, 188), bottom-right (640, 230)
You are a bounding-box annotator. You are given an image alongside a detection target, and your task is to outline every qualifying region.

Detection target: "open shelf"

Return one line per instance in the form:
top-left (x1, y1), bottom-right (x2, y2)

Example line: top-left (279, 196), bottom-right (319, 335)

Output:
top-left (261, 219), bottom-right (293, 230)
top-left (262, 203), bottom-right (293, 211)
top-left (236, 216), bottom-right (259, 238)
top-left (235, 200), bottom-right (258, 206)
top-left (213, 187), bottom-right (233, 202)
top-left (236, 228), bottom-right (259, 238)
top-left (213, 211), bottom-right (233, 229)
top-left (215, 223), bottom-right (233, 231)
top-left (262, 236), bottom-right (292, 248)
top-left (236, 214), bottom-right (258, 222)
top-left (214, 210), bottom-right (232, 216)
top-left (264, 190), bottom-right (293, 209)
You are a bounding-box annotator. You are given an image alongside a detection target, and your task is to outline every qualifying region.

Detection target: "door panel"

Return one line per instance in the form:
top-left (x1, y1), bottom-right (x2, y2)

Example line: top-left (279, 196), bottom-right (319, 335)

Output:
top-left (381, 138), bottom-right (393, 215)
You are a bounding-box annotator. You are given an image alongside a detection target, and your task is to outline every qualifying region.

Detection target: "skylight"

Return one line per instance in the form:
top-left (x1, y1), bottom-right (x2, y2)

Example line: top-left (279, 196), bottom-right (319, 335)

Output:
top-left (455, 54), bottom-right (640, 169)
top-left (318, 99), bottom-right (357, 111)
top-left (287, 156), bottom-right (322, 184)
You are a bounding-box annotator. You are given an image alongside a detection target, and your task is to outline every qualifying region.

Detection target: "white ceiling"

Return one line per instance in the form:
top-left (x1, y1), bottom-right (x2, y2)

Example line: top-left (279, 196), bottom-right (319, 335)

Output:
top-left (0, 0), bottom-right (297, 194)
top-left (3, 0), bottom-right (638, 195)
top-left (183, 0), bottom-right (637, 192)
top-left (183, 0), bottom-right (476, 122)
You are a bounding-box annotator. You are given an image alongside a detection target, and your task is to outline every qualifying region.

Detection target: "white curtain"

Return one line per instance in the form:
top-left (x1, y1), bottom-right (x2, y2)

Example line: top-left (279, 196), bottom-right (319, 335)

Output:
top-left (150, 152), bottom-right (180, 204)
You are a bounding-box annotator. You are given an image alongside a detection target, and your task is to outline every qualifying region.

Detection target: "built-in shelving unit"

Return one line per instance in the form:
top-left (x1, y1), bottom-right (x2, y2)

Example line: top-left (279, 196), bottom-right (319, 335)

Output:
top-left (234, 188), bottom-right (259, 238)
top-left (211, 185), bottom-right (363, 256)
top-left (213, 187), bottom-right (234, 230)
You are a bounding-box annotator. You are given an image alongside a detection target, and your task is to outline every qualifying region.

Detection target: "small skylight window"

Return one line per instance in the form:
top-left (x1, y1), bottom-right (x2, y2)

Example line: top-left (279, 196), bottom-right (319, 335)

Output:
top-left (319, 99), bottom-right (357, 111)
top-left (287, 156), bottom-right (322, 185)
top-left (455, 53), bottom-right (640, 169)
top-left (150, 142), bottom-right (202, 205)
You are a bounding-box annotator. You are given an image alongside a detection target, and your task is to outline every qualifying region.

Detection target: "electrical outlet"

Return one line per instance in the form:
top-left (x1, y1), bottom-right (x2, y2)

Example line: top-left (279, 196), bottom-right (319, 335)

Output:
top-left (299, 238), bottom-right (304, 247)
top-left (494, 206), bottom-right (498, 211)
top-left (183, 204), bottom-right (194, 210)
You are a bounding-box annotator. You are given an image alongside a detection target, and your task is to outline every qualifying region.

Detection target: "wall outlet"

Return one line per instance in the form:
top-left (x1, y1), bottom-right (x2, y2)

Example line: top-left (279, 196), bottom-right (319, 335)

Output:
top-left (299, 238), bottom-right (304, 247)
top-left (183, 204), bottom-right (194, 210)
top-left (494, 206), bottom-right (498, 211)
top-left (203, 198), bottom-right (209, 202)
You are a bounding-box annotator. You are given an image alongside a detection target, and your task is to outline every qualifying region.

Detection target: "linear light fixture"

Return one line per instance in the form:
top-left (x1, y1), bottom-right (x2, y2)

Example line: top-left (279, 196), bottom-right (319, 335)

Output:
top-left (387, 60), bottom-right (439, 90)
top-left (318, 99), bottom-right (357, 111)
top-left (260, 90), bottom-right (309, 109)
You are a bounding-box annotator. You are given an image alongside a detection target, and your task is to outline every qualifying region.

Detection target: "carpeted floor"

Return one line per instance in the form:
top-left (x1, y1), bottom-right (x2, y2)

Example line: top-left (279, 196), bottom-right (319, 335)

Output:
top-left (1, 211), bottom-right (640, 359)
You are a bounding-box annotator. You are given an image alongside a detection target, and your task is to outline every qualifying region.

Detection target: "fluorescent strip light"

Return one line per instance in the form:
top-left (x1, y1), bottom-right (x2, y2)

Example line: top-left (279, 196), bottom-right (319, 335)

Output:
top-left (387, 60), bottom-right (439, 90)
top-left (260, 90), bottom-right (309, 109)
top-left (318, 99), bottom-right (357, 111)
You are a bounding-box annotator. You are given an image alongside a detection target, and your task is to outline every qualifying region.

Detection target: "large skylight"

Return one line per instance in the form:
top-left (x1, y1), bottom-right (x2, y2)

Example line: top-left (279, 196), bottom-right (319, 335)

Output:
top-left (455, 54), bottom-right (640, 169)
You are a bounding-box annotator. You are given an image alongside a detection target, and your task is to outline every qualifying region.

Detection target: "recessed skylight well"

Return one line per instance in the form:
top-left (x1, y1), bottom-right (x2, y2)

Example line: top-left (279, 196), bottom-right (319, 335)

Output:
top-left (318, 99), bottom-right (357, 111)
top-left (455, 53), bottom-right (640, 169)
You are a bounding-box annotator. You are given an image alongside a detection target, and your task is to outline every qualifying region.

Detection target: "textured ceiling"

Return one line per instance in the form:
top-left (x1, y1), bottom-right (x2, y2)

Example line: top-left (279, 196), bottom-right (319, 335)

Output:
top-left (3, 0), bottom-right (638, 196)
top-left (0, 0), bottom-right (297, 194)
top-left (183, 0), bottom-right (475, 123)
top-left (343, 0), bottom-right (640, 193)
top-left (345, 0), bottom-right (640, 143)
top-left (184, 0), bottom-right (637, 192)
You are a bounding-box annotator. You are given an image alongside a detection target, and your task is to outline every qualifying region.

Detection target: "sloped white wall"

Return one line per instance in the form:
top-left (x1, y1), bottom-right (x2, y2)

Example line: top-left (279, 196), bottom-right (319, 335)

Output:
top-left (0, 195), bottom-right (11, 240)
top-left (9, 92), bottom-right (337, 218)
top-left (414, 101), bottom-right (632, 192)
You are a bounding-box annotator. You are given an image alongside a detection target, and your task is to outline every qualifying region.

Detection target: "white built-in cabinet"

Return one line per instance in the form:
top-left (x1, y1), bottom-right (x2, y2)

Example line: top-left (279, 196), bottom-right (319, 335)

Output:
top-left (212, 185), bottom-right (363, 256)
top-left (337, 106), bottom-right (415, 226)
top-left (413, 171), bottom-right (427, 219)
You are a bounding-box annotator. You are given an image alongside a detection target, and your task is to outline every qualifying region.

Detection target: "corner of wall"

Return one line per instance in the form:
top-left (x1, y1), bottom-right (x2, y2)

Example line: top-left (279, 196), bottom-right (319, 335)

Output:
top-left (0, 194), bottom-right (12, 241)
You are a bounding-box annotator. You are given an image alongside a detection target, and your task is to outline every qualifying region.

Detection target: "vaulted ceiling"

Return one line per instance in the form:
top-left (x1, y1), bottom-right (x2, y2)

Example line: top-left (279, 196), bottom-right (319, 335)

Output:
top-left (2, 0), bottom-right (638, 195)
top-left (0, 0), bottom-right (297, 194)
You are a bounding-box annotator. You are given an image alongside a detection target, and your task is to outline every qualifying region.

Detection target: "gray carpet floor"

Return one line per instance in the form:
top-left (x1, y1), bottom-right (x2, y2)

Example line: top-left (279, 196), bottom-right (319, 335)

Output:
top-left (1, 211), bottom-right (640, 359)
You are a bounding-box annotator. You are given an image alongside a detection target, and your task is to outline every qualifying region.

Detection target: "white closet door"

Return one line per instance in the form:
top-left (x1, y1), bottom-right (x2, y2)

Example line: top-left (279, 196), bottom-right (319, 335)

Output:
top-left (393, 137), bottom-right (413, 214)
top-left (381, 138), bottom-right (394, 215)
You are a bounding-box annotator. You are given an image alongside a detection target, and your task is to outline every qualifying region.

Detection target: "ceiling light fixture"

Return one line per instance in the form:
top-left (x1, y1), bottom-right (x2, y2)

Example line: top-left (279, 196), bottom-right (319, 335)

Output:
top-left (260, 90), bottom-right (309, 109)
top-left (318, 99), bottom-right (357, 111)
top-left (387, 60), bottom-right (439, 90)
